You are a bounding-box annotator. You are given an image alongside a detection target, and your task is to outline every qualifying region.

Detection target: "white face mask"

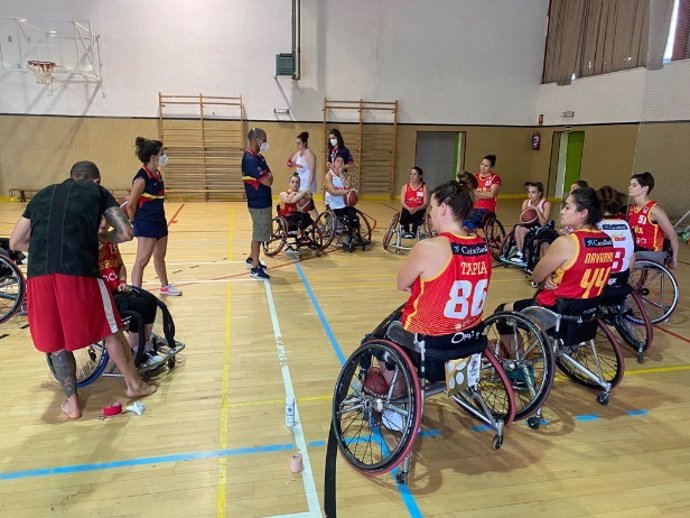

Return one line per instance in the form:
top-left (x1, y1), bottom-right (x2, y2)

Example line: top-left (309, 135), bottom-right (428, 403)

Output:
top-left (259, 142), bottom-right (270, 153)
top-left (329, 138), bottom-right (338, 147)
top-left (158, 154), bottom-right (168, 167)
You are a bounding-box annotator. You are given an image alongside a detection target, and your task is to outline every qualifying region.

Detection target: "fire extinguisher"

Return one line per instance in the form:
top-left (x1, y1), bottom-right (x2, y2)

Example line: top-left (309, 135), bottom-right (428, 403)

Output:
top-left (531, 131), bottom-right (541, 150)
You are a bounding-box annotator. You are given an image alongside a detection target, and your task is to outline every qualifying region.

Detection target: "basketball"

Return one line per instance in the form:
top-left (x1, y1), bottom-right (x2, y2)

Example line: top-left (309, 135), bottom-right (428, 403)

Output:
top-left (520, 208), bottom-right (538, 224)
top-left (345, 190), bottom-right (358, 207)
top-left (363, 367), bottom-right (389, 396)
top-left (296, 195), bottom-right (312, 212)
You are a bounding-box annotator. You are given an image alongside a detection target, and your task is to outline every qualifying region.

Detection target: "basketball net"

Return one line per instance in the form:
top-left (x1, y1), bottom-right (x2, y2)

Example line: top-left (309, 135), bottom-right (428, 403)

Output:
top-left (27, 60), bottom-right (56, 85)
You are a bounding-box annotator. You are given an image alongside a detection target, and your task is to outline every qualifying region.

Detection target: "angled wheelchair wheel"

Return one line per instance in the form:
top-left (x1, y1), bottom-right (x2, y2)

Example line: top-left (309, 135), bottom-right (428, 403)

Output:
top-left (354, 209), bottom-right (373, 250)
top-left (0, 255), bottom-right (25, 325)
top-left (46, 342), bottom-right (109, 389)
top-left (484, 217), bottom-right (506, 261)
top-left (629, 259), bottom-right (679, 324)
top-left (383, 212), bottom-right (401, 252)
top-left (315, 210), bottom-right (337, 250)
top-left (498, 229), bottom-right (516, 263)
top-left (262, 216), bottom-right (288, 257)
top-left (470, 349), bottom-right (517, 424)
top-left (555, 319), bottom-right (625, 389)
top-left (484, 312), bottom-right (555, 421)
top-left (332, 339), bottom-right (423, 475)
top-left (612, 291), bottom-right (653, 361)
top-left (422, 213), bottom-right (435, 238)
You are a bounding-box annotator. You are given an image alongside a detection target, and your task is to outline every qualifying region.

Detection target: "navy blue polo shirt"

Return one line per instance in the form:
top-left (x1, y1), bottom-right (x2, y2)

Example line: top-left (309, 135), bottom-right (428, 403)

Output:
top-left (327, 145), bottom-right (354, 166)
top-left (241, 149), bottom-right (272, 209)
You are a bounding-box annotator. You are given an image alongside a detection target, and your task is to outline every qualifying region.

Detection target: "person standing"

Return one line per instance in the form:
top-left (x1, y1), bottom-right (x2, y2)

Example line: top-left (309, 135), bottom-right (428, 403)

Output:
top-left (242, 128), bottom-right (273, 280)
top-left (9, 161), bottom-right (156, 419)
top-left (466, 154), bottom-right (501, 231)
top-left (326, 129), bottom-right (354, 171)
top-left (127, 137), bottom-right (181, 296)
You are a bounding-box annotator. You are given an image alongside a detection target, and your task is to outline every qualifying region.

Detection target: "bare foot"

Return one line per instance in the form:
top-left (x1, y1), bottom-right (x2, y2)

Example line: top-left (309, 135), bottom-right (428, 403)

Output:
top-left (60, 398), bottom-right (82, 419)
top-left (126, 381), bottom-right (157, 398)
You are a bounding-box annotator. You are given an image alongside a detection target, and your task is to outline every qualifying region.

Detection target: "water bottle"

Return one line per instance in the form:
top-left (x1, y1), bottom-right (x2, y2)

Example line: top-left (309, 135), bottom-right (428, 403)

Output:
top-left (285, 397), bottom-right (295, 427)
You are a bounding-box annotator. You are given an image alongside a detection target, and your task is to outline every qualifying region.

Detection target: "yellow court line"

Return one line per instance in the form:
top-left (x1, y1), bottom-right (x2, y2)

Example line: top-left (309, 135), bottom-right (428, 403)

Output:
top-left (216, 207), bottom-right (234, 518)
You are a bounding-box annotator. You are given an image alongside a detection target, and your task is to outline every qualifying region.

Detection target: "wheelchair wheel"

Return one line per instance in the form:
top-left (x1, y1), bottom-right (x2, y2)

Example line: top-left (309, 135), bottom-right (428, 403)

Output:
top-left (0, 255), bottom-right (25, 325)
top-left (354, 209), bottom-right (373, 250)
top-left (315, 211), bottom-right (337, 250)
top-left (472, 349), bottom-right (517, 423)
top-left (612, 291), bottom-right (653, 360)
top-left (262, 217), bottom-right (288, 257)
top-left (629, 259), bottom-right (679, 324)
top-left (484, 217), bottom-right (506, 261)
top-left (484, 312), bottom-right (555, 421)
top-left (498, 229), bottom-right (515, 262)
top-left (46, 342), bottom-right (109, 389)
top-left (555, 319), bottom-right (625, 389)
top-left (422, 213), bottom-right (435, 238)
top-left (332, 339), bottom-right (423, 475)
top-left (382, 212), bottom-right (401, 251)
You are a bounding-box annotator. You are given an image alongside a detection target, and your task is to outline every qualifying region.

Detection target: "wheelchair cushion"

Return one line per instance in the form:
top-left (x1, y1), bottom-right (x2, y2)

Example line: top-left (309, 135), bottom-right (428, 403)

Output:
top-left (553, 297), bottom-right (600, 346)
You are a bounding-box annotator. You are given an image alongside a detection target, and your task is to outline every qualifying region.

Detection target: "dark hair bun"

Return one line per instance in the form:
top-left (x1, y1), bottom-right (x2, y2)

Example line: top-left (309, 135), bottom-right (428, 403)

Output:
top-left (135, 137), bottom-right (147, 147)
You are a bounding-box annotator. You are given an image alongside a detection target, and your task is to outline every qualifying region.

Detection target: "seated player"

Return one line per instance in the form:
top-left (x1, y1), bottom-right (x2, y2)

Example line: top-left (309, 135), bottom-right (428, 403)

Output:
top-left (278, 174), bottom-right (314, 242)
top-left (497, 187), bottom-right (614, 313)
top-left (627, 172), bottom-right (679, 269)
top-left (465, 154), bottom-right (501, 231)
top-left (98, 221), bottom-right (164, 368)
top-left (399, 166), bottom-right (429, 238)
top-left (376, 178), bottom-right (491, 427)
top-left (324, 153), bottom-right (359, 230)
top-left (597, 185), bottom-right (635, 301)
top-left (510, 181), bottom-right (552, 266)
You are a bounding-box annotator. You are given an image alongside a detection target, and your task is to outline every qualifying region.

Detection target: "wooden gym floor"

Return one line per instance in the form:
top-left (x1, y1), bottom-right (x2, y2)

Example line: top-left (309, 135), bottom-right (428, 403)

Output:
top-left (0, 199), bottom-right (689, 518)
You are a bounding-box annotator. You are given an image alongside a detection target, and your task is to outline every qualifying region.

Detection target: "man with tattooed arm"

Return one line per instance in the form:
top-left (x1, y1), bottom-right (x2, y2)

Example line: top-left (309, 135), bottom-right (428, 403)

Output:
top-left (10, 161), bottom-right (156, 419)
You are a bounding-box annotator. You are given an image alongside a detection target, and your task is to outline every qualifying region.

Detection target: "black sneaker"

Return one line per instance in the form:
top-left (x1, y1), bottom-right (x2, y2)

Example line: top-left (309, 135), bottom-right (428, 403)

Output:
top-left (250, 266), bottom-right (270, 280)
top-left (245, 256), bottom-right (267, 268)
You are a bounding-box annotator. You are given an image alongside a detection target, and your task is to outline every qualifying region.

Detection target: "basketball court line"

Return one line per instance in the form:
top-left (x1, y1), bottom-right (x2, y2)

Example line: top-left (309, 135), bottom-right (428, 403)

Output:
top-left (656, 325), bottom-right (690, 345)
top-left (216, 206), bottom-right (234, 518)
top-left (166, 203), bottom-right (185, 227)
top-left (264, 279), bottom-right (321, 517)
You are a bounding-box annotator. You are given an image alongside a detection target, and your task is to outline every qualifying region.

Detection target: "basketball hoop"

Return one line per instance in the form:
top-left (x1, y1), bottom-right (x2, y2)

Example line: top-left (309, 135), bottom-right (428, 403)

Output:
top-left (27, 60), bottom-right (56, 85)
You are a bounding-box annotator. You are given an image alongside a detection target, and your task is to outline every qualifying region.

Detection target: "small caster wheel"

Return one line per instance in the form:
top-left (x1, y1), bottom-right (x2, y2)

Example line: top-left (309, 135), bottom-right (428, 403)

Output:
top-left (636, 352), bottom-right (644, 364)
top-left (141, 370), bottom-right (151, 381)
top-left (395, 472), bottom-right (408, 484)
top-left (596, 392), bottom-right (609, 405)
top-left (527, 416), bottom-right (541, 430)
top-left (492, 435), bottom-right (503, 450)
top-left (530, 280), bottom-right (539, 288)
top-left (167, 356), bottom-right (176, 369)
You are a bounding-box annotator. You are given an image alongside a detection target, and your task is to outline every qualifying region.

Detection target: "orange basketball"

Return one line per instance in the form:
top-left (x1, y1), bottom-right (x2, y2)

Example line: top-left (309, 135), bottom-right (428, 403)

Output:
top-left (520, 208), bottom-right (538, 225)
top-left (363, 367), bottom-right (389, 396)
top-left (296, 195), bottom-right (312, 212)
top-left (345, 190), bottom-right (358, 207)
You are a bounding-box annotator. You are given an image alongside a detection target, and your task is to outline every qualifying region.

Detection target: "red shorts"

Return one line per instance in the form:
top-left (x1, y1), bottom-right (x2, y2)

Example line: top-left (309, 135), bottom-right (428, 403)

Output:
top-left (26, 274), bottom-right (122, 353)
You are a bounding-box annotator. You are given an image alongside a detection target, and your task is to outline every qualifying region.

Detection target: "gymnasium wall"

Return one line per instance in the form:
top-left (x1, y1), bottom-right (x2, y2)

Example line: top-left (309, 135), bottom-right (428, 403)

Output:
top-left (0, 0), bottom-right (548, 124)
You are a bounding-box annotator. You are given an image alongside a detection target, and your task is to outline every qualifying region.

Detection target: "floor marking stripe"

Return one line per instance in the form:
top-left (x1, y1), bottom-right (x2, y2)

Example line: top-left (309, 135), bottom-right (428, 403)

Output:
top-left (656, 325), bottom-right (690, 345)
top-left (216, 207), bottom-right (234, 518)
top-left (167, 203), bottom-right (185, 227)
top-left (264, 280), bottom-right (321, 517)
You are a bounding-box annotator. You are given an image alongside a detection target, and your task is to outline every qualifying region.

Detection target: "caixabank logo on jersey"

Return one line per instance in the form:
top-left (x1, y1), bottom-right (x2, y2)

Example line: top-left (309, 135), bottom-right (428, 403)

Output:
top-left (451, 243), bottom-right (489, 256)
top-left (584, 237), bottom-right (613, 248)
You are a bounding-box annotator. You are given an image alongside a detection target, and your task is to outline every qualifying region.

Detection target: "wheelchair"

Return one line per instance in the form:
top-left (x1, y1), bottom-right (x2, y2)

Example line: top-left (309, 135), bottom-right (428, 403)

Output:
top-left (315, 206), bottom-right (373, 253)
top-left (0, 253), bottom-right (25, 325)
top-left (629, 250), bottom-right (679, 324)
top-left (599, 276), bottom-right (653, 364)
top-left (46, 287), bottom-right (185, 388)
top-left (498, 222), bottom-right (558, 287)
top-left (331, 310), bottom-right (517, 484)
top-left (470, 211), bottom-right (505, 261)
top-left (489, 297), bottom-right (625, 430)
top-left (263, 207), bottom-right (327, 258)
top-left (382, 210), bottom-right (432, 253)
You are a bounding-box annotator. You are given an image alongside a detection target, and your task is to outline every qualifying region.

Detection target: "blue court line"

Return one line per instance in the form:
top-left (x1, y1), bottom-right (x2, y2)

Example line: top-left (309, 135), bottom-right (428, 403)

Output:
top-left (294, 260), bottom-right (422, 518)
top-left (0, 443), bottom-right (294, 481)
top-left (626, 409), bottom-right (649, 416)
top-left (575, 414), bottom-right (600, 422)
top-left (294, 261), bottom-right (347, 366)
top-left (471, 424), bottom-right (494, 433)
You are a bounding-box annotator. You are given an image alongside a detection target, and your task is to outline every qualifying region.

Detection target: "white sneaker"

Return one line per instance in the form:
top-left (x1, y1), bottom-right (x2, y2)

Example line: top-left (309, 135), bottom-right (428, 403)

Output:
top-left (381, 409), bottom-right (405, 432)
top-left (140, 351), bottom-right (166, 369)
top-left (160, 283), bottom-right (182, 296)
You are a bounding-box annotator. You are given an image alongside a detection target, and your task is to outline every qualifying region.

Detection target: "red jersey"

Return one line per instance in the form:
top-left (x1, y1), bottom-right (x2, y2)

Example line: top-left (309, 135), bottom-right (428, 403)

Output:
top-left (536, 229), bottom-right (614, 307)
top-left (278, 190), bottom-right (297, 217)
top-left (474, 172), bottom-right (501, 212)
top-left (401, 233), bottom-right (491, 335)
top-left (628, 201), bottom-right (664, 251)
top-left (98, 242), bottom-right (123, 294)
top-left (404, 183), bottom-right (425, 209)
